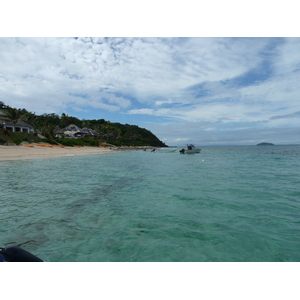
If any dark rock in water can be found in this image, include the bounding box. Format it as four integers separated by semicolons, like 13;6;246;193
257;142;274;146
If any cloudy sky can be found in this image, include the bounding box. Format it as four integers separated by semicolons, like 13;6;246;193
1;36;299;145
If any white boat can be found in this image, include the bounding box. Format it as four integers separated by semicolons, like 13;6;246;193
179;144;201;154
155;147;177;153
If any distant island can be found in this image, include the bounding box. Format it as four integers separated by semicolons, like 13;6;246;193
257;142;274;146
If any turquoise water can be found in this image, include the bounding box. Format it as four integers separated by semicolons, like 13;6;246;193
1;145;300;261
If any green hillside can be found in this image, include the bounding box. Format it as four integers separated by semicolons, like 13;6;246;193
0;101;167;147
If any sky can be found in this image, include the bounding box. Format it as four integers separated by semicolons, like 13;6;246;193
1;37;299;146
1;4;299;146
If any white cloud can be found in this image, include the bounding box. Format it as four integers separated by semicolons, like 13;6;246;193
0;37;299;145
127;108;155;115
272;37;300;75
1;37;270;107
174;138;189;142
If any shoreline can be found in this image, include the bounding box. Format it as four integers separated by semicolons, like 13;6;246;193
0;145;116;161
0;144;159;161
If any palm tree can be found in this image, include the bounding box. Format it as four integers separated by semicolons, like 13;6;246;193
41;123;56;139
60;113;70;128
82;120;91;128
1;108;25;125
22;112;39;134
0;101;7;109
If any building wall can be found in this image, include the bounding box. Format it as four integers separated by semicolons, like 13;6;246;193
2;123;33;133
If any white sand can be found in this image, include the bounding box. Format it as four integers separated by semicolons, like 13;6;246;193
0;144;115;161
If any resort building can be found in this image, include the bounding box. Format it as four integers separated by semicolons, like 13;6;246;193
0;120;34;133
55;124;99;138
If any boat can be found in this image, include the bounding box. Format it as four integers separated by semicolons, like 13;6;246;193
155;147;177;153
179;144;201;154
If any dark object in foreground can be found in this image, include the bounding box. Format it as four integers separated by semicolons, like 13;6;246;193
0;246;43;262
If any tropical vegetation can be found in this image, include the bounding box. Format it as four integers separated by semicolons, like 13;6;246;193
0;101;167;147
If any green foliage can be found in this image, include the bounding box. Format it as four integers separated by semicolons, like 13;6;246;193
0;137;6;145
3;129;11;136
0;101;167;147
55;138;99;147
11;138;22;145
0;131;45;145
82;138;99;147
0;101;6;109
56;138;85;147
56;138;75;147
43;138;58;145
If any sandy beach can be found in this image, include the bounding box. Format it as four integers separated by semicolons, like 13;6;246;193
0;144;115;161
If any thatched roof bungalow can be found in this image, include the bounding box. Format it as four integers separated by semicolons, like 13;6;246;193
81;127;99;137
55;124;99;138
55;124;82;136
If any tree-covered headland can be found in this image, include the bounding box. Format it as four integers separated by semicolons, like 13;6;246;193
0;101;167;147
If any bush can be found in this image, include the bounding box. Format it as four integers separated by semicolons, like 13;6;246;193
43;138;58;145
82;138;99;147
56;138;84;147
11;138;22;145
55;138;99;147
3;129;10;136
56;138;75;147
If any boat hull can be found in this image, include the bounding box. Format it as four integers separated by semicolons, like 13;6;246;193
184;149;201;153
156;148;177;153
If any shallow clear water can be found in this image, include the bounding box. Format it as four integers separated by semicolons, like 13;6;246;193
1;145;300;261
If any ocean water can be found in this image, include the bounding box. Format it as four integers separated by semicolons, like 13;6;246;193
1;145;300;262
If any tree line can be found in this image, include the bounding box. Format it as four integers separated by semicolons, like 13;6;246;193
0;101;167;147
